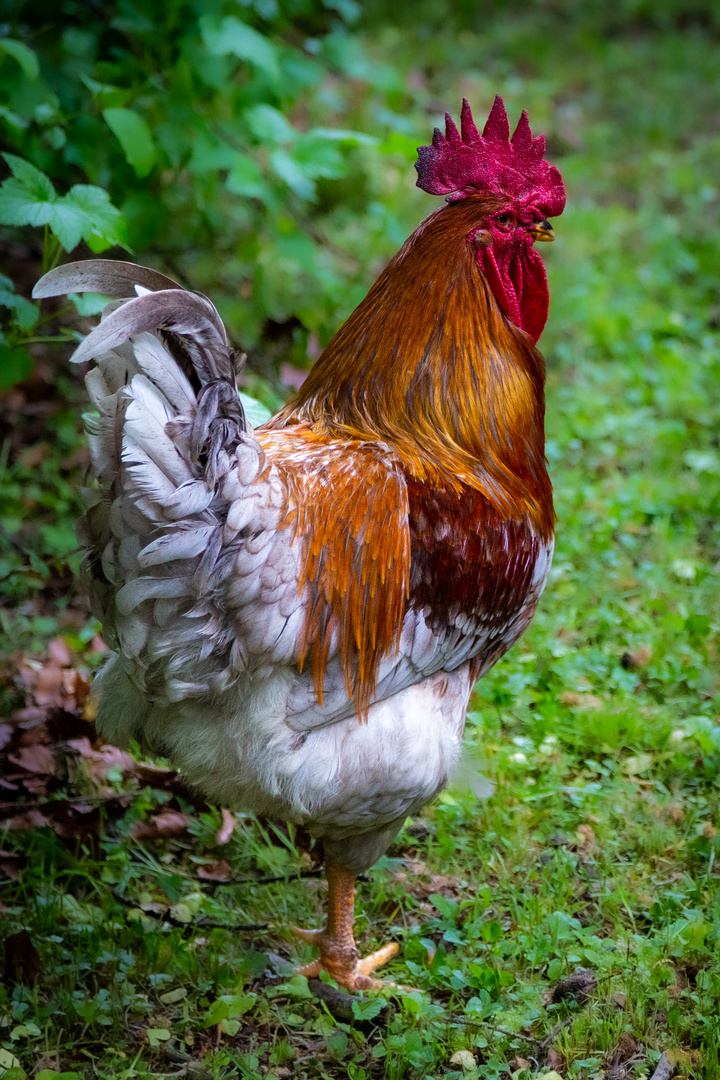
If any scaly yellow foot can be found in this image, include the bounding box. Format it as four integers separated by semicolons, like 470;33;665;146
291;862;399;991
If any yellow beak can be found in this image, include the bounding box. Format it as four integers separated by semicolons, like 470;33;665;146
529;220;555;242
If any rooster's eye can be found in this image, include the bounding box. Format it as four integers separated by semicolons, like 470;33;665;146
495;212;514;229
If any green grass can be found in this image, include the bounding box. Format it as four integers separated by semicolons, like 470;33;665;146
2;7;720;1079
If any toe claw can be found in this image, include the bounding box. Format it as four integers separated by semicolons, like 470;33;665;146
291;924;325;945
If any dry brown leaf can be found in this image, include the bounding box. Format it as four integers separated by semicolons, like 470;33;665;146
197;859;232;881
17;442;48;468
575;824;596;850
216;807;236;846
545;1047;565;1073
8;744;57;776
559;691;602;709
131;810;193;840
47;637;72;666
67;737;135;781
31;663;65;706
0;851;23;881
0;807;51;831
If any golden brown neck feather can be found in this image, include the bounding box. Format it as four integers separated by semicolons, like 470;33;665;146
270;196;552;534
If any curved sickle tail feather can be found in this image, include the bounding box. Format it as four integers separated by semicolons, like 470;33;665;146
33;260;286;734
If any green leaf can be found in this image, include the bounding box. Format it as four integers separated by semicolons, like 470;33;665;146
226;154;268;201
146;1028;171;1048
42;200;88;251
270;149;315;200
244;104;295;144
69;292;112;316
103;108;157;177
0;40;39;81
239;392;272;427
1;153;54;200
220;1017;241;1036
0;275;39;331
0;154;57;230
0;104;28;131
200;16;280;81
0;157;124;252
225;992;257;1018
64;185;126;249
351;997;385;1022
547;957;563;980
0;344;33;389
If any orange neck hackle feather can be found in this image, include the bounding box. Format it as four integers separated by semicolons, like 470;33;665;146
262;196;554;715
272;196;553;536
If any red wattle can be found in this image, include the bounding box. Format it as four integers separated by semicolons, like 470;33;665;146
478;246;549;344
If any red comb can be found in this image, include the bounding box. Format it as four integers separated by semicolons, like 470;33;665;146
415;96;565;218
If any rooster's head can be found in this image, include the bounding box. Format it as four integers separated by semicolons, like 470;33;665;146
415;96;566;343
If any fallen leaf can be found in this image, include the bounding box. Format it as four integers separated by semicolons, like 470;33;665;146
575;823;596;850
47;637;72;666
17;441;48;468
131;810;193;840
560;691;602;709
8;744;57;776
607;1033;644;1066
449;1050;476;1071
216;807;236;845
67;737;135;781
0;851;23;881
1;808;51;831
545;1048;565;1072
31;662;65;707
197;859;232;881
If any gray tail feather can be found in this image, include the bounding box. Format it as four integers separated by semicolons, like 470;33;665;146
32;258;183;299
33;258;247;471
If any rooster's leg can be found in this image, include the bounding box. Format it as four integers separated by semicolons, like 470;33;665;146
292;862;398;990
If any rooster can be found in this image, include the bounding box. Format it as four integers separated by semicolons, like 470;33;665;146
33;96;565;991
